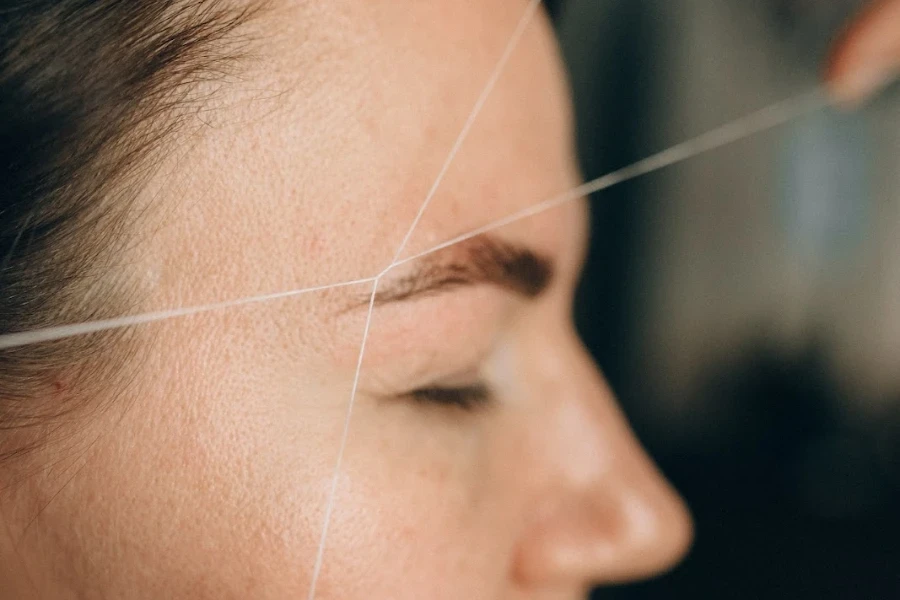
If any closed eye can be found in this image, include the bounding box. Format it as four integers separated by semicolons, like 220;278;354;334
405;383;492;411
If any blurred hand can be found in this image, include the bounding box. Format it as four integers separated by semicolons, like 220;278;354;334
827;0;900;103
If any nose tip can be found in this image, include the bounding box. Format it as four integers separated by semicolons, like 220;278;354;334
619;477;694;580
513;468;694;586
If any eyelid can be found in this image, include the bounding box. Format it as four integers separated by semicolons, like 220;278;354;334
405;382;492;411
377;334;502;410
423;366;485;388
400;364;494;409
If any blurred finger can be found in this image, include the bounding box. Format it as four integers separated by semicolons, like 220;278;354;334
826;0;900;104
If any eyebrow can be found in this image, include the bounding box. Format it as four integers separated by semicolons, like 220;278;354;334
354;235;555;309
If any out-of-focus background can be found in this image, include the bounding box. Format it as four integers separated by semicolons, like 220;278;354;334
546;1;900;598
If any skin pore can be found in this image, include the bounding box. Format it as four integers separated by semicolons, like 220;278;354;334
0;1;692;598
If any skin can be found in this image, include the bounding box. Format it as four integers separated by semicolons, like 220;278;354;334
828;0;900;103
2;2;694;598
0;0;892;598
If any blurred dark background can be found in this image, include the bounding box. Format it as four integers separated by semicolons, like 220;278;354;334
546;1;900;598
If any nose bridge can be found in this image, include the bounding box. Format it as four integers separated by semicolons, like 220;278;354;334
530;329;642;482
513;329;693;586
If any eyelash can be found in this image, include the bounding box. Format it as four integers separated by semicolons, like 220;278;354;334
406;383;492;411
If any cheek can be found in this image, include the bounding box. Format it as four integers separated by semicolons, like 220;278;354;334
41;375;345;596
24;305;378;598
305;398;528;600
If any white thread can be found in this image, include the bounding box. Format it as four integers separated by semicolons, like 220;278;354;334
392;87;831;270
305;277;378;599
0;276;377;350
0;80;829;600
0;1;838;593
389;0;543;264
0;88;826;353
0;88;828;352
308;3;542;596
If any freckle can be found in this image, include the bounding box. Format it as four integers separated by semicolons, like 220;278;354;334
398;524;417;544
306;232;322;254
418;463;450;485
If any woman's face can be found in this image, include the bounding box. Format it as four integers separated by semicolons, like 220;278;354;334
10;1;691;598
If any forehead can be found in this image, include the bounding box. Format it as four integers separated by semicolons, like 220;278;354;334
140;0;576;311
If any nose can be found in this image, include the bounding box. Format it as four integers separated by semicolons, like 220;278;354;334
510;330;693;587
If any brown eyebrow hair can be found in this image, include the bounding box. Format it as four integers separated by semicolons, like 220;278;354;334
349;234;555;310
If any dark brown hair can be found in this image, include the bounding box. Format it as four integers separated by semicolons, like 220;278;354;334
0;0;260;461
